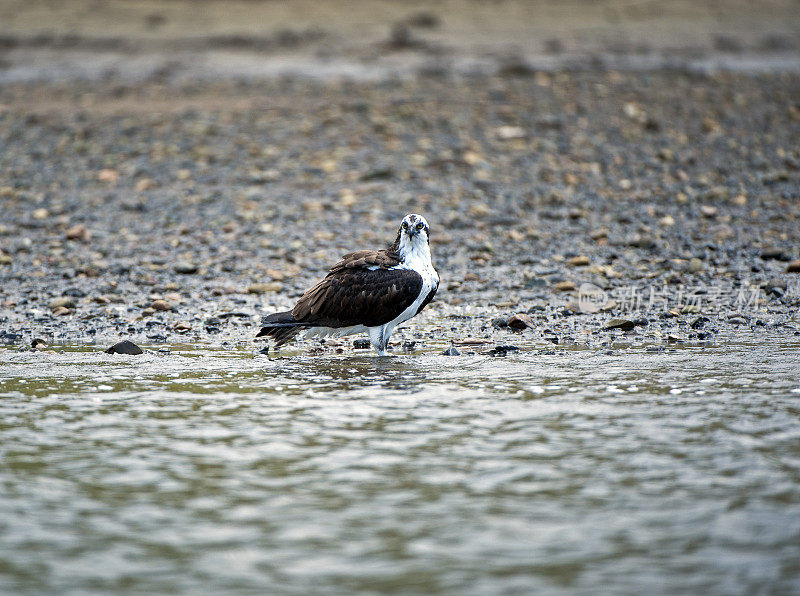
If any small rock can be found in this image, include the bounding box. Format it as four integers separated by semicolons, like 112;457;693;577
552;281;576;292
604;318;635;331
353;339;371;349
688;257;704;273
402;341;417;351
507;313;534;330
248;282;282;294
31;338;47;349
97;169;119;183
495;125;527;140
491;316;509;329
359;167;395;181
728;315;748;325
135;178;156;192
442;346;461;356
65;224;89;241
700;205;718;218
173;322;191;333
258;346;270;355
690;316;710;329
174;261;198;274
32;208;49;220
567;255;590;267
666;334;685;343
486;345;520;356
659;215;675;227
106;340;143;355
49;296;77;309
786;260;800;273
52;306;72;316
151;299;172;311
761;247;788;261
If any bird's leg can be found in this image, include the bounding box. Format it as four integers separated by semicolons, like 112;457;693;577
368;325;391;356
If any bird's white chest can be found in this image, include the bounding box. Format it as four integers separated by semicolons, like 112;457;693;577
389;246;438;328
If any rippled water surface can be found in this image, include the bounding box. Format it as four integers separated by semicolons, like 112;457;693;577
2;336;800;594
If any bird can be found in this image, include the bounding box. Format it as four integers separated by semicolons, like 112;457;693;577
257;213;439;355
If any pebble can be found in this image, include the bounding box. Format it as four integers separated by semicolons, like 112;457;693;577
567;256;590;267
174;261;198;274
105;340;143;355
248;282;282;294
760;247;788;261
690;316;710;329
659;215;675;227
507;313;533;330
49;296;77;309
65;224;89;241
495;125;527;140
151;299;172;311
485;345;520;356
491;317;508;329
604;318;635;331
787;260;800;273
353;339;371;349
552;281;576;292
442;346;461;356
700;205;718;218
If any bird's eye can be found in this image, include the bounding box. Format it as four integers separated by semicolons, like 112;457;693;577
416;222;424;230
402;222;408;230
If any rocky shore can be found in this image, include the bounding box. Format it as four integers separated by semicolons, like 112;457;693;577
1;70;799;355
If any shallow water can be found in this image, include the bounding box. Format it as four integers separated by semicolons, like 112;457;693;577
1;337;800;594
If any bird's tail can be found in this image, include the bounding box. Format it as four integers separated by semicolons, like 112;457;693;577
256;311;304;346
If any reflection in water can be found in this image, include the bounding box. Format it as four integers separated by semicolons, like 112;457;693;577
1;337;799;593
275;355;428;393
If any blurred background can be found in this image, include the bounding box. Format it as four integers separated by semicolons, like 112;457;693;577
1;0;799;82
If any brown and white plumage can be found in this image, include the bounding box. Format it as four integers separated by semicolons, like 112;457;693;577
257;214;439;355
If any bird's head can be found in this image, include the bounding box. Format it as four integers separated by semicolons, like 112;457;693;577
394;213;431;258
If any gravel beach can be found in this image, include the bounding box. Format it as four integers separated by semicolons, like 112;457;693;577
1;70;799;354
1;0;799;354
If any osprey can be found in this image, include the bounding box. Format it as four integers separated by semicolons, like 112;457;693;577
257;214;439;355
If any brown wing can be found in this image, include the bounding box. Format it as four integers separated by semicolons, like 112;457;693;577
329;249;401;273
292;267;423;328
